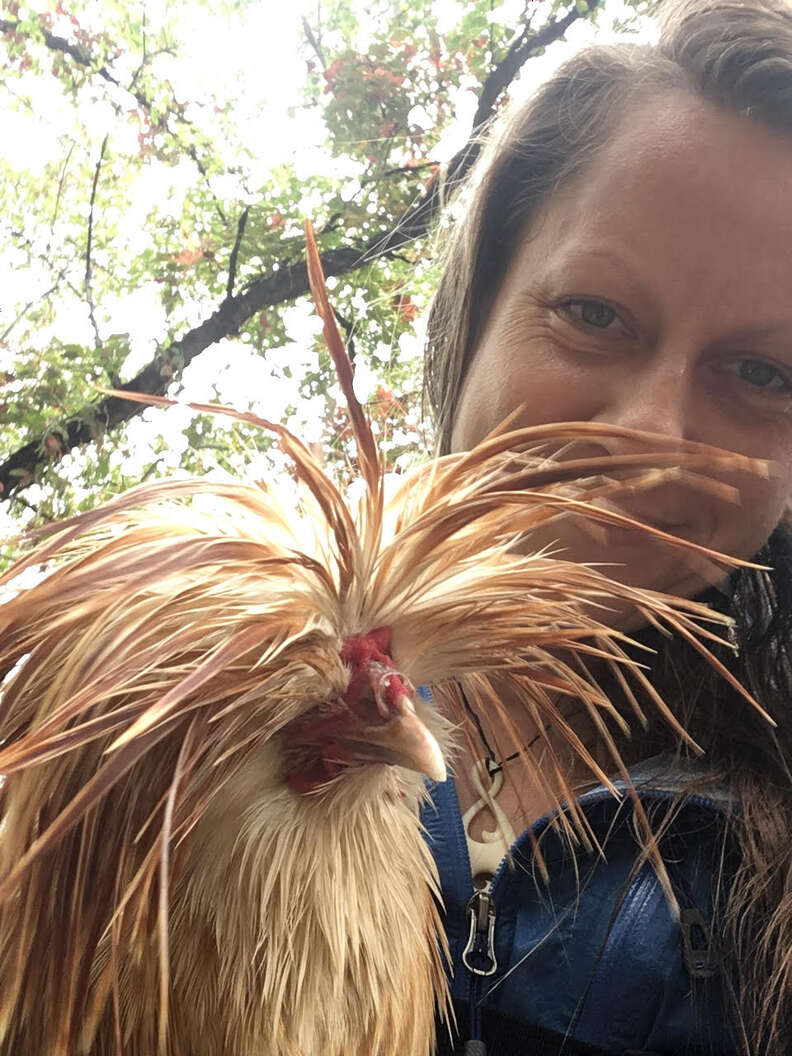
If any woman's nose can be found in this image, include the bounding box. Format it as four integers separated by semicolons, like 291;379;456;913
594;355;693;445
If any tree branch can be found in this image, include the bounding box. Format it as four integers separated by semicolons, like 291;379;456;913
0;0;603;503
0;243;367;499
377;160;440;179
225;207;250;301
472;0;600;130
140;456;165;483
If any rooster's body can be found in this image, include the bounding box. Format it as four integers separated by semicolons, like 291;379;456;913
0;469;452;1055
0;233;766;1055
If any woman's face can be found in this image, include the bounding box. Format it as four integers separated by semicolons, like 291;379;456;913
451;94;792;594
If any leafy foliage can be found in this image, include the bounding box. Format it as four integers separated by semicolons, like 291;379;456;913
0;0;653;545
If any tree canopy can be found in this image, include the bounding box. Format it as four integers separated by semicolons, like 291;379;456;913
0;0;655;549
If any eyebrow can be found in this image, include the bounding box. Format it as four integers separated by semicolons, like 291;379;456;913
706;323;792;345
542;247;654;294
530;247;792;348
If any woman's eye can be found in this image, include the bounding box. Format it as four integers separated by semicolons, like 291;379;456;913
736;358;790;392
561;299;621;331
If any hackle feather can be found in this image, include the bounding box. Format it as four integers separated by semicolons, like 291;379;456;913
0;231;771;1055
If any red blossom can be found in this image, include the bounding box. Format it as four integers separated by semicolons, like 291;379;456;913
43;435;62;458
393;295;419;322
173;247;203;266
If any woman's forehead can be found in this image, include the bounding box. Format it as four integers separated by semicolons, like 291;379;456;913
505;94;792;332
544;95;792;232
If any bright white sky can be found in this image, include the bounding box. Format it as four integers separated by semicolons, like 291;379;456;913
0;0;655;531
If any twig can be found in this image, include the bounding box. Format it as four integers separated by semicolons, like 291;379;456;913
49;141;76;243
0;270;68;345
225;207;249;301
85;134;109;351
140;457;165;483
302;15;327;69
378;161;439;178
9;492;53;523
128;3;148;93
332;307;357;364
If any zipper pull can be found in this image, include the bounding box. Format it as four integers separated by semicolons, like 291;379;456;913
680;906;720;979
462;887;498;977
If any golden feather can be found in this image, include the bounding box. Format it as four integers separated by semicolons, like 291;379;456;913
0;225;771;1055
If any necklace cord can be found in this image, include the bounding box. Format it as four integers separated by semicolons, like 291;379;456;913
457;683;536;778
457;681;591;779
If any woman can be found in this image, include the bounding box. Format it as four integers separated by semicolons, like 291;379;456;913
422;1;792;1053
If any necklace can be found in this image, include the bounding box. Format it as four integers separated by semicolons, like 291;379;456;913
457;683;595;880
458;682;586;776
460;757;517;879
459;683;525;775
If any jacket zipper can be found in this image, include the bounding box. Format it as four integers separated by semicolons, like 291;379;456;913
461;881;498;1054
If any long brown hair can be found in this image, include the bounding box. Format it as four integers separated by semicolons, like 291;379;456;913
424;1;792;1051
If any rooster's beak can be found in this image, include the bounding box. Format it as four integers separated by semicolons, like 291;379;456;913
344;694;447;783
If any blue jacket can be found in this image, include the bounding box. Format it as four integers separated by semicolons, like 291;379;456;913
421;765;735;1055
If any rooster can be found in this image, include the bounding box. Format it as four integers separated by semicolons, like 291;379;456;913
0;225;768;1056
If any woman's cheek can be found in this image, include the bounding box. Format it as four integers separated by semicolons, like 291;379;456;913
726;477;792;560
703;399;792;557
456;337;606;451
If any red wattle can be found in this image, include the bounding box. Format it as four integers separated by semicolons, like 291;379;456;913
287;741;351;794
